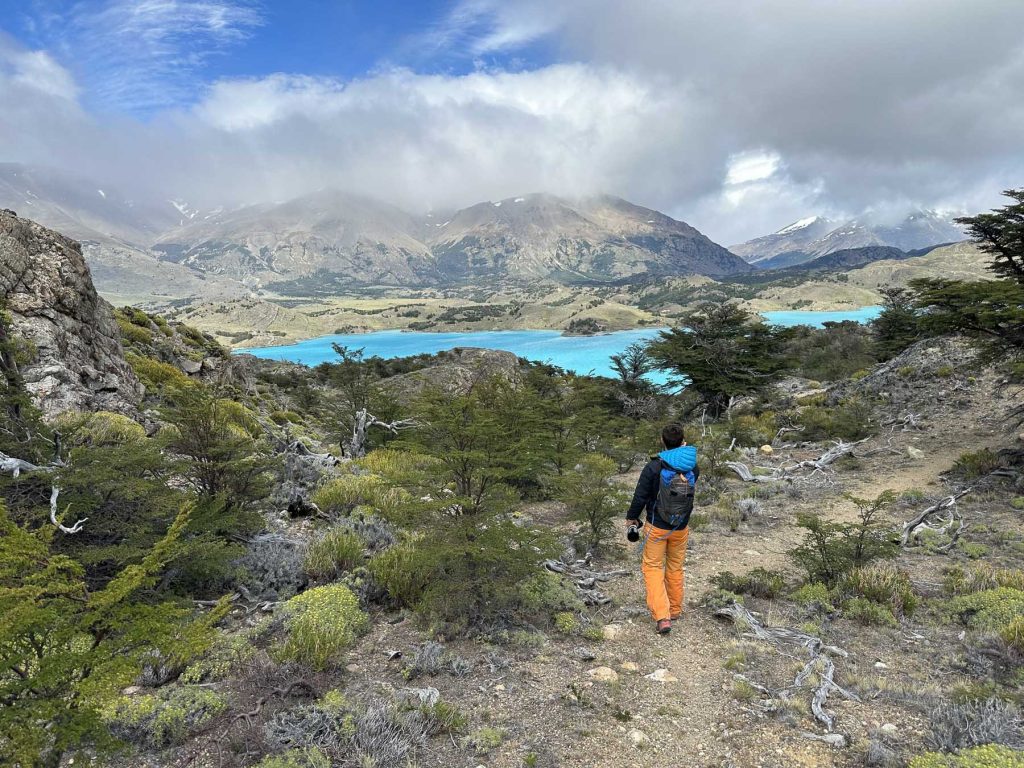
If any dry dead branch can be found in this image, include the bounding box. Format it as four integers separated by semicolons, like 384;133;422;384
49;486;87;534
544;558;629;606
714;601;857;731
900;489;971;548
344;408;417;458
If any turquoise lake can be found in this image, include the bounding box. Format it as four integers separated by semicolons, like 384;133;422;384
241;306;882;380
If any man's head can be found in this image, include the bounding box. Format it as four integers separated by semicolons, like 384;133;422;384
661;422;685;449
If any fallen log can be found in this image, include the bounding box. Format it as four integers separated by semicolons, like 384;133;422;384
544;559;629;606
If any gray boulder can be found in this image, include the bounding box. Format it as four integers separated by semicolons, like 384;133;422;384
0;210;142;417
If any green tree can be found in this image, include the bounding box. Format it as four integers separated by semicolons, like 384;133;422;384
647;304;791;416
789;491;899;585
556;453;631;553
610;342;655;392
872;287;921;360
955;188;1024;283
158;385;275;592
0;502;224;767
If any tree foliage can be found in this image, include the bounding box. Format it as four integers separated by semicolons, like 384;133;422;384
0;502;223;767
647;304;791;416
956;188;1024;283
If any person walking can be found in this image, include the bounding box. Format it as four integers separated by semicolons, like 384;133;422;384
624;423;699;635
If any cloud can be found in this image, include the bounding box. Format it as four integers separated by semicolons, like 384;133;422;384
49;0;263;114
1;1;1022;244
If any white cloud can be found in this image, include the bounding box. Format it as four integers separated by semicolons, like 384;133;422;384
59;0;263;113
1;1;1023;244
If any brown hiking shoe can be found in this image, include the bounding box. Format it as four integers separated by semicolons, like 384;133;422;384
670;613;682;621
656;619;672;635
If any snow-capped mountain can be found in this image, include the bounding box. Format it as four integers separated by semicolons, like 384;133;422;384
732;210;966;268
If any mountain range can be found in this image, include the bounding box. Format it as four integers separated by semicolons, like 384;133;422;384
731;211;965;269
0;163;968;303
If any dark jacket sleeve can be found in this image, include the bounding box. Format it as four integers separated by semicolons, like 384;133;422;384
693;464;701;483
626;459;660;522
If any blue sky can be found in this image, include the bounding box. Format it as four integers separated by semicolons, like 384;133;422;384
0;0;557;116
0;1;1021;243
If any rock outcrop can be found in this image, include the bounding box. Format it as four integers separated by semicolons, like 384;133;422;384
0;210;142;417
382;347;522;401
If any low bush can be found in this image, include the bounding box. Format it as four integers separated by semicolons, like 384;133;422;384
949;588;1024;633
712;568;787;599
104;687;226;748
276;585;368;670
238;533;309;600
909;744;1024;768
116;315;153;344
464;726;504;755
254;749;331;768
954;449;1002;479
727;411;777;447
305;528;364;580
945;566;1024;596
368;538;429;608
923;698;1022;753
795;397;874;441
791;582;832;608
127;352;193;391
840;562;917;618
271;410;304;425
843;597;897;627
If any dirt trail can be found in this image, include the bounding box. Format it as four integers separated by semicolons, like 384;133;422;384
564;413;1008;767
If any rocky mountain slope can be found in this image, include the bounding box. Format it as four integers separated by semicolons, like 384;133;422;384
1;166;751;296
734;210;965;266
0;209;142;416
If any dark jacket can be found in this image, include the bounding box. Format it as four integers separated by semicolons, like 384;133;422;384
626;456;701;530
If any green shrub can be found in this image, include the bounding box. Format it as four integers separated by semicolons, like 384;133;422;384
180;626;261;683
305;528;364;580
254;748;331;768
555;453;631;553
127;352;193;391
796;397;874;441
789;492;899;584
840;562;917;618
116;315;153;344
999;615;1024;654
313;473;407;518
955;449;1002;479
276;585;368;670
843;597;897;627
554;612;581;635
791;582;832;607
1011;497;1024;511
727;411;777;447
103;687;227;748
271;410;304;425
963;542;991;559
949;588;1024;634
367;539;429;608
464;726;504;755
908;743;1024;767
712;568;787;599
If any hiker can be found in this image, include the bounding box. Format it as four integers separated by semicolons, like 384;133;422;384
625;422;698;635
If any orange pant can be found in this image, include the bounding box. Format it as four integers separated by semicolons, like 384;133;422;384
641;523;689;621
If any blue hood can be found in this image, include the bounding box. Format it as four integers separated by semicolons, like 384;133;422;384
658;445;697;471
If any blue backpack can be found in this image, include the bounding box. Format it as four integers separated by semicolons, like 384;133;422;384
655;459;695;529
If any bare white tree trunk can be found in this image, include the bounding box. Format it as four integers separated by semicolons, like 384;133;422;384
49;486;87;534
900;489;971;548
344;408;417;458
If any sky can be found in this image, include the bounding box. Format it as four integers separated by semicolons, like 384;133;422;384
1;0;1022;244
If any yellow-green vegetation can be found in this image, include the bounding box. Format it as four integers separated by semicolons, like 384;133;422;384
313;472;408;519
367;538;429;607
304;527;365;580
57;410;147;445
792;583;831;606
464;726;504;755
713;568;787;599
554;611;581;635
945;566;1024;596
731;679;759;703
254;748;331;768
948;587;1024;652
840;562;918;619
270;409;304;425
276;584;368;670
795;397;874;441
727;411;777;447
955;448;1002;479
843;596;898;627
127;352;194;391
103;687;227;748
116;314;153;344
180;623;264;683
908;744;1024;768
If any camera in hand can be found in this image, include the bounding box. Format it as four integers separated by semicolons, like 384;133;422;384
626;524;641;542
